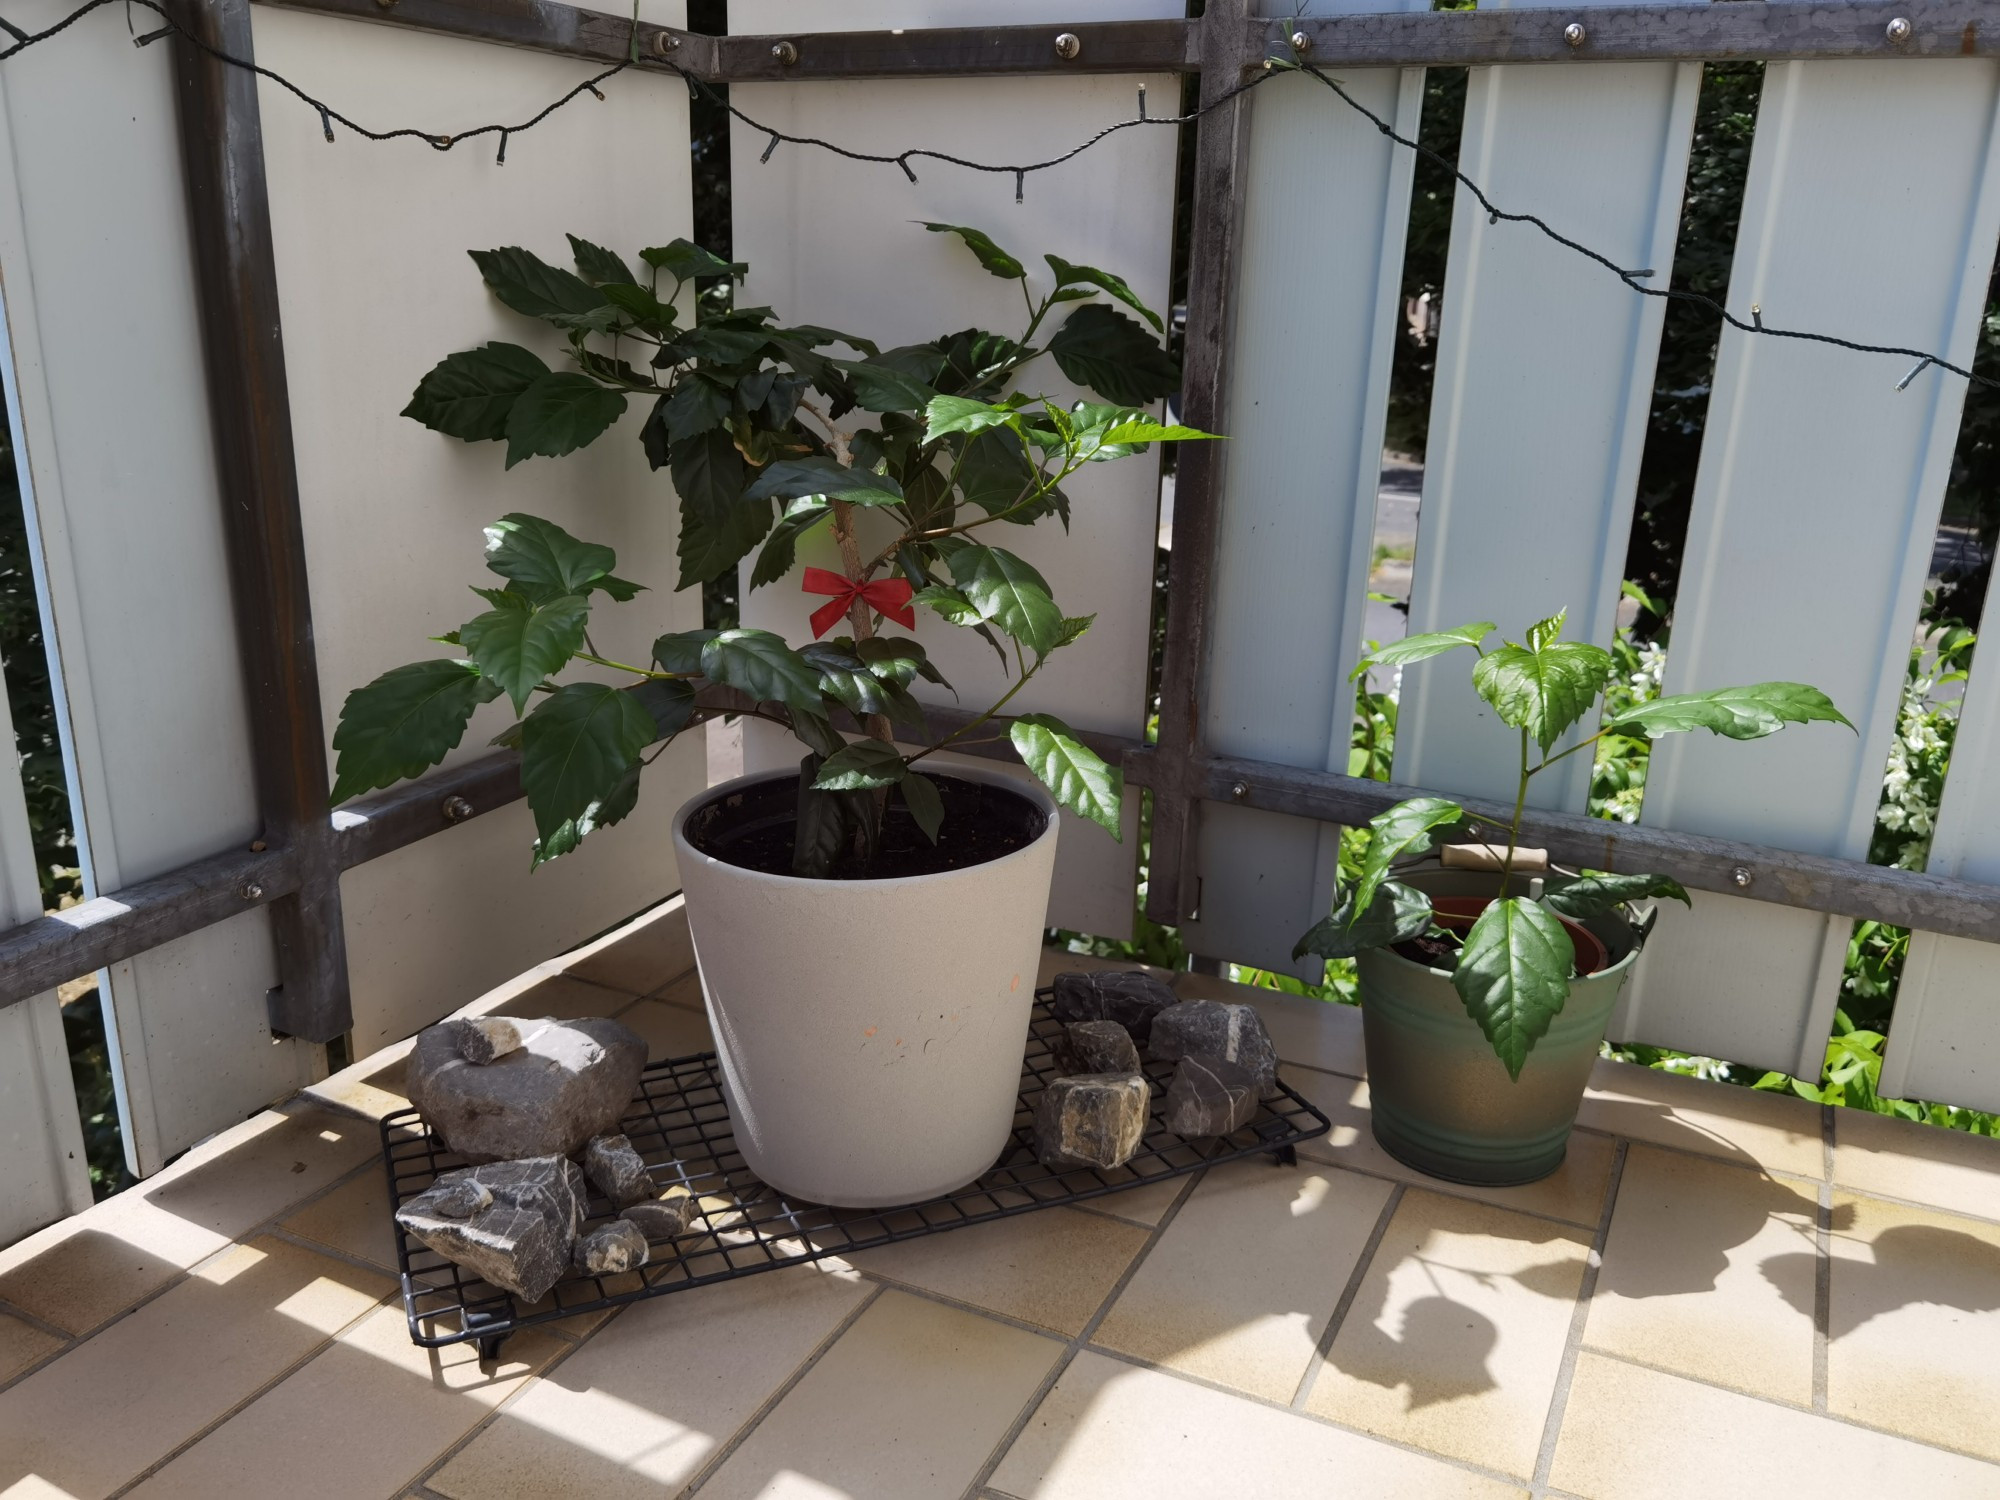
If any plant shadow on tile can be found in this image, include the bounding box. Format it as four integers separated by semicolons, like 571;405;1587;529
1763;1221;2000;1341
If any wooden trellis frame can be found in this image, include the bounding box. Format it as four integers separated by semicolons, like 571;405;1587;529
2;0;1998;1040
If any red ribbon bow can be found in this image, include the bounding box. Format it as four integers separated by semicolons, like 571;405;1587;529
802;567;916;639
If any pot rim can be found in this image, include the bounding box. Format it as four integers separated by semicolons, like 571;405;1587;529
1364;868;1646;984
672;763;1059;891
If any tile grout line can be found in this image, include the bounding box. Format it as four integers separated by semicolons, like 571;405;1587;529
956;1165;1212;1500
1292;1151;1601;1233
851;1270;1095;1343
0;1294;72;1343
102;1286;401;1498
1815;1104;1835;1413
676;1281;891;1498
1289;1182;1405;1410
407;1300;633;1495
1579;1344;2000;1470
1084;1340;1537;1491
1529;1138;1628;1498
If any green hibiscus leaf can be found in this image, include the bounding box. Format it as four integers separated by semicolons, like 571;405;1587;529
639;240;744;282
812;738;908;791
629;677;699;742
566;234;637;287
530;761;641;869
912;583;983;627
951;545;1062;656
1047;304;1179;406
924;394;1024;442
1540;872;1692;921
651;628;720;675
1294;879;1433;962
1452;897;1577;1080
921;221;1026;280
330;658;499;805
744;457;903;506
1349;622;1495;681
519;682;656;845
483;514;618;598
469;246;607;323
1010;713;1121;837
459;593;590;714
899;770;945;843
1044;254;1164;332
502;373;627;468
1351;796;1469;920
841;359;938;415
701;628;825;718
1472;640;1615;753
600;281;679;334
1601;683;1855;741
750;498;832;590
659;376;731;445
401;343;550;444
671;429;770;590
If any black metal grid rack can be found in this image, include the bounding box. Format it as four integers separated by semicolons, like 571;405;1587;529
382;990;1332;1357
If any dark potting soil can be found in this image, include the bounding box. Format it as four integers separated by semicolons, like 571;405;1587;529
1393;932;1465;970
684;772;1049;880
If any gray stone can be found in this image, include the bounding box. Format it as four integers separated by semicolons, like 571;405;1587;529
459;1015;549;1066
1049;970;1175;1044
583;1133;657;1207
395;1155;587;1302
1057;1019;1143;1077
1147;1000;1279;1093
426;1178;493;1220
1164;1053;1259;1138
573;1219;649;1276
619;1188;694;1242
406;1016;648;1163
1033;1072;1150;1171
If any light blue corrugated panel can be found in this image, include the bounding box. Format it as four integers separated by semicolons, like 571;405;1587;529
1395;0;1701;815
1178;45;1426;977
1882;623;2000;1112
1617;60;2000;1077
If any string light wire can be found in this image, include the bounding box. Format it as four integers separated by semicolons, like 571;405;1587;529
0;0;1989;390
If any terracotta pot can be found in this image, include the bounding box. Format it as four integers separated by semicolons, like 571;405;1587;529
671;766;1058;1208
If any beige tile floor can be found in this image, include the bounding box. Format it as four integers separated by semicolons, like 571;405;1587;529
3;899;2000;1498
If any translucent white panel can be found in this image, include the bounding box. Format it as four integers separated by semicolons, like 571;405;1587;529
1179;55;1424;976
255;3;704;1057
1617;60;2000;1076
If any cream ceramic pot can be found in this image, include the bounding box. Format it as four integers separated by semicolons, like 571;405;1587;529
671;767;1059;1208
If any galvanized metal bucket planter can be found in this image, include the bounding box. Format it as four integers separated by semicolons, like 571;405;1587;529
1355;865;1644;1186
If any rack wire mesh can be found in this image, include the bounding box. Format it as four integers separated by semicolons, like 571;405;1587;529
382;988;1332;1356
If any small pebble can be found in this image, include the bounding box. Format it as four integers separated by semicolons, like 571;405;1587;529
573;1219;649;1275
583;1133;658;1207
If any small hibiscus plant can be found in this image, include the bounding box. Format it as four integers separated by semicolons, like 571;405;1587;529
1293;610;1852;1077
330;224;1214;877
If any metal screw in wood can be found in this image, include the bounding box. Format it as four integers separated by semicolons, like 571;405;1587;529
771;39;798;65
1231;781;1249;801
1732;866;1753;888
1886;15;1913;43
442;795;475;823
1053;31;1081;60
1564;22;1587;47
1289;30;1312;54
239;880;264;901
652;30;680;56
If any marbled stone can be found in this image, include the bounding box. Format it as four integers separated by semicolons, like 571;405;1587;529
395;1156;587;1302
1147;999;1279;1092
1033;1072;1150;1171
1049;970;1175;1044
1164;1053;1259;1138
619;1187;693;1242
573;1218;649;1276
406;1016;648;1163
583;1133;657;1207
459;1015;548;1066
1057;1019;1143;1077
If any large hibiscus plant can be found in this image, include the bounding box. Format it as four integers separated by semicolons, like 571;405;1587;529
330;223;1214;876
